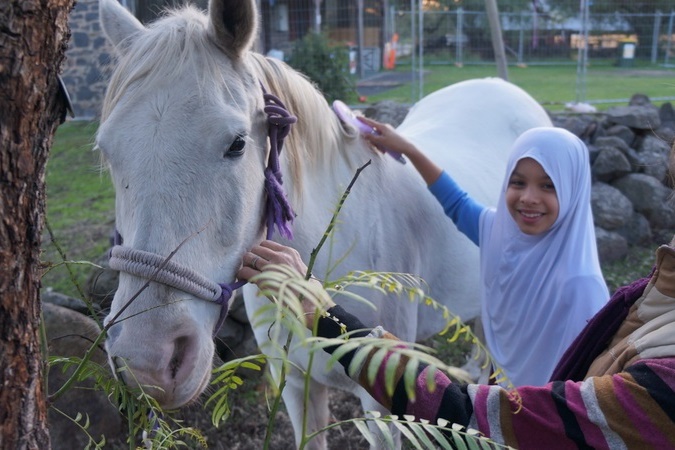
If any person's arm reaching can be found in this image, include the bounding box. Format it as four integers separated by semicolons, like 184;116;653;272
358;117;485;245
358;116;442;186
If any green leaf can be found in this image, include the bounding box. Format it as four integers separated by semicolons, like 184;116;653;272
384;351;401;397
391;420;422;448
408;422;436;449
353;420;378;447
372;418;395;449
425;424;452;449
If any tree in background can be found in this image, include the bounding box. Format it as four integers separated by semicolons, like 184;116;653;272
0;0;74;448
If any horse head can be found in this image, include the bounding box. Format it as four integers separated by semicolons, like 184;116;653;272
97;0;271;408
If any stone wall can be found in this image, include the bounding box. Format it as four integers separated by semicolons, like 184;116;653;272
366;96;675;264
553;96;675;262
62;0;113;119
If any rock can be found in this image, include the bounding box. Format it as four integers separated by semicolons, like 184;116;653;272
616;212;652;246
595;227;628;264
653;124;675;150
85;253;118;313
648;202;675;230
42;288;99;316
659;102;675;125
605;105;661;131
591;147;632;182
44;303;125;449
551;114;595;140
604;124;635;148
636;134;671;182
612;173;670;225
591;182;633;230
363;100;409;127
629;93;652;107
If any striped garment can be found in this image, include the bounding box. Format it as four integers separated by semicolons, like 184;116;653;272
318;239;675;448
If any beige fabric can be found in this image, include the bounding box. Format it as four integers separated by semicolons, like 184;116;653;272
585;236;675;378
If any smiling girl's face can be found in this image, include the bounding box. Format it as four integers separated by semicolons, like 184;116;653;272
505;157;560;235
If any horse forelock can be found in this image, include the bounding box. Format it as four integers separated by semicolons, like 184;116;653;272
248;53;360;203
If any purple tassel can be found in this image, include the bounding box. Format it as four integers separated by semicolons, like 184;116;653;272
265;167;294;240
262;90;297;240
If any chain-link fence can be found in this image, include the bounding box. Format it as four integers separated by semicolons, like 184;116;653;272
261;1;675;105
391;8;675;68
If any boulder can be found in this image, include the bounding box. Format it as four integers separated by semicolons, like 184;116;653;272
44;303;125;449
591;182;633;230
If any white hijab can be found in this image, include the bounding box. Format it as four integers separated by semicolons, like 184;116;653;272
479;127;609;387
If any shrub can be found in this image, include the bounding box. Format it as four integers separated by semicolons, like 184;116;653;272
286;32;355;102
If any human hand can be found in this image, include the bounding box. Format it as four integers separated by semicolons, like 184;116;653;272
237;240;335;327
357;116;418;157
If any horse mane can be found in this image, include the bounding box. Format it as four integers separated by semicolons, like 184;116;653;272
101;4;359;201
248;53;359;199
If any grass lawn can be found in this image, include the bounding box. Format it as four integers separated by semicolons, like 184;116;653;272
42;121;115;298
360;61;675;111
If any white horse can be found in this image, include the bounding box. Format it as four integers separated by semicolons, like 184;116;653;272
98;0;552;448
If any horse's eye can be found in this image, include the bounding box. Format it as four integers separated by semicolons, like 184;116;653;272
226;135;246;158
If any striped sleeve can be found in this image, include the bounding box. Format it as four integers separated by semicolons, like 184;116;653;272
318;306;675;449
468;358;675;449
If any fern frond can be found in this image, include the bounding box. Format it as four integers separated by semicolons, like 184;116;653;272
207;354;267;427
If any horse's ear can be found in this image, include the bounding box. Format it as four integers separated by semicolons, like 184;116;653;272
99;0;145;52
208;0;258;58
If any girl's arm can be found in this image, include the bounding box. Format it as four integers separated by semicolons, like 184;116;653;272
428;171;485;246
358;116;442;186
358;117;485;245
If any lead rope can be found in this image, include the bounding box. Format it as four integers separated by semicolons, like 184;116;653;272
109;86;296;335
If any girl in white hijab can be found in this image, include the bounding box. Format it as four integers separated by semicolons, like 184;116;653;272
360;120;609;386
478;127;609;386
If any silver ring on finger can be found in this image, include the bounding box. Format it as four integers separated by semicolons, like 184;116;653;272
251;255;261;270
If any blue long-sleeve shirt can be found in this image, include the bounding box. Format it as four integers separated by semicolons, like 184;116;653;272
427;171;485;246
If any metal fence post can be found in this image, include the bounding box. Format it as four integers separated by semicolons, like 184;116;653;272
575;0;590;103
518;11;525;65
357;0;365;79
456;7;464;66
418;0;424;100
665;11;674;67
651;11;661;64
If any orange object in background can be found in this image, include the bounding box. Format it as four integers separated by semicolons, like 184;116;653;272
383;33;398;70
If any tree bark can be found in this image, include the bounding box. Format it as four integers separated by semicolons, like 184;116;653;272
0;0;74;448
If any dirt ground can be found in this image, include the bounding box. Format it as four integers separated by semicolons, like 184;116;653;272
105;365;371;449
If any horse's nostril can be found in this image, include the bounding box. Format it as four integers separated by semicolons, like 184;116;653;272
169;336;189;379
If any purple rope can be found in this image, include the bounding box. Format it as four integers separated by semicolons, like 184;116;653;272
212;280;246;335
262;90;296;240
211;91;296;334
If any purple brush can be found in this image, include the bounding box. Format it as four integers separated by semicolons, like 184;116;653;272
333;100;406;164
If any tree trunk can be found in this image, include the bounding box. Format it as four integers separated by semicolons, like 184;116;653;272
0;0;74;448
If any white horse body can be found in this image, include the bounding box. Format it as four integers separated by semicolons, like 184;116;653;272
97;0;551;447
